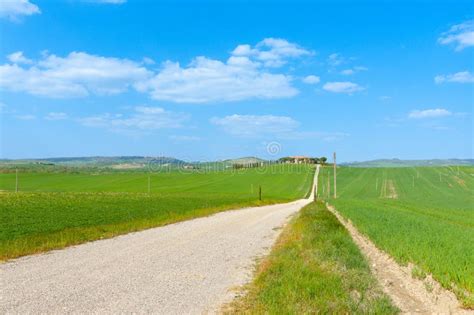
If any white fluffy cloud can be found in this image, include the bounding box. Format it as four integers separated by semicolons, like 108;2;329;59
7;51;32;64
0;51;151;97
327;53;344;66
137;38;310;103
3;39;309;103
232;38;312;68
137;56;298;103
210;114;348;142
341;66;367;75
0;0;40;20
302;75;320;84
79;106;189;133
323;81;364;94
408;109;452;119
169;135;201;142
45;112;68;120
210;114;299;137
434;71;474;84
438;20;474;51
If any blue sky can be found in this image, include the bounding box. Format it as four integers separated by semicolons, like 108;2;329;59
0;0;473;162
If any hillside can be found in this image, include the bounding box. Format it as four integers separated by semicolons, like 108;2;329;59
0;156;186;169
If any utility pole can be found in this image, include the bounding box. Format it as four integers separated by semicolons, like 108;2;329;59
15;168;19;193
259;185;262;201
333;152;337;199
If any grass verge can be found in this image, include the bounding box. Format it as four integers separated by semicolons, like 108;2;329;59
228;201;398;314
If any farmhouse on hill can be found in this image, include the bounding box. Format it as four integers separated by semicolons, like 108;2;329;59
288;156;311;164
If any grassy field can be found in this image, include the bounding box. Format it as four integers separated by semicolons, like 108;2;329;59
319;166;474;307
0;164;314;260
230;202;397;314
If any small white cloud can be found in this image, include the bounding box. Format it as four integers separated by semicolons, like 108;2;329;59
231;38;312;68
341;66;367;75
323;81;364;94
379;96;391;101
15;114;36;120
169;135;201;142
408;108;452;119
302;75;320;84
210;114;299;138
0;0;40;20
79;106;189;133
327;53;344;66
7;51;33;64
340;69;354;75
435;71;474;84
45;112;68;120
438;20;474;51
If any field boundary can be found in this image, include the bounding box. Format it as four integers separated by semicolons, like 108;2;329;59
325;203;469;314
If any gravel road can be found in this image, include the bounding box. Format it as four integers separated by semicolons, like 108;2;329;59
1;167;319;314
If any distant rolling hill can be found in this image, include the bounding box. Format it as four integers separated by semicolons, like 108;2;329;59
342;158;474;167
0;156;187;169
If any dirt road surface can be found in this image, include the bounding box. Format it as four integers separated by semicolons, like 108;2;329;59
1;167;319;314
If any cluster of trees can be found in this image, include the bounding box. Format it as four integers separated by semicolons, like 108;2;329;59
232;162;262;169
278;157;328;165
310;157;328;164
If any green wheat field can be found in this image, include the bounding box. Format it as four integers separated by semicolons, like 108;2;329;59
0;164;314;260
319;166;474;307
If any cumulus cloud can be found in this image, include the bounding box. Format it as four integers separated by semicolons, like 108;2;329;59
341;66;367;75
136;56;298;103
302;75;320;84
0;0;40;20
438;20;474;51
210;114;299;137
45;112;68;120
434;71;474;84
169;135;201;142
137;38;310;103
327;53;344;66
323;81;364;94
3;39;309;103
79;106;189;133
7;51;33;64
0;51;151;98
210;114;348;142
340;69;354;75
408;108;452;119
231;37;312;68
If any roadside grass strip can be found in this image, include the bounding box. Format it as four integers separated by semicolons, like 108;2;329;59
229;202;398;314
